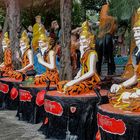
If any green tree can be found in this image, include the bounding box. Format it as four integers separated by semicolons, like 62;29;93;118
0;8;5;26
109;0;140;21
72;0;85;27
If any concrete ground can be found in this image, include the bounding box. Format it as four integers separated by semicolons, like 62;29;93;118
0;110;46;140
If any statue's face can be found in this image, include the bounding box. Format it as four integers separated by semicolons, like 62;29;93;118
38;40;48;55
20;40;26;48
36;17;41;24
51;21;59;30
133;27;140;47
79;35;90;50
54;22;59;30
2;40;7;51
38;40;47;48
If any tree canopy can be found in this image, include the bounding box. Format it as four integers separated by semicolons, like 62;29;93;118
110;0;140;21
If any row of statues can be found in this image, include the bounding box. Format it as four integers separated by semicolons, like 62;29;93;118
0;20;100;94
0;4;140;112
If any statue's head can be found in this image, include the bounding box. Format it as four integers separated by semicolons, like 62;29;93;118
38;34;50;55
2;32;10;51
20;31;29;51
80;30;91;50
81;21;90;32
80;21;95;50
51;20;59;30
28;25;33;32
35;15;41;24
133;7;140;47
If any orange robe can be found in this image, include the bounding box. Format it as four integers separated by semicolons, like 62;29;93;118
8;48;34;80
0;47;13;76
57;49;100;95
34;50;59;85
98;4;117;38
109;63;140;112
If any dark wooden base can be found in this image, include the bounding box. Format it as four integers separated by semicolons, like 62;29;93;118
17;84;57;124
0;78;21;110
97;104;140;140
40;90;108;140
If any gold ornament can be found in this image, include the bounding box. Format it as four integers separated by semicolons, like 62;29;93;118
3;32;10;45
89;34;95;48
20;30;29;47
134;7;140;27
38;33;48;43
38;33;52;49
80;21;95;48
81;21;89;31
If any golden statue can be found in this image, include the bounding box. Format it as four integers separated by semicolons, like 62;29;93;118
32;15;46;52
8;30;34;80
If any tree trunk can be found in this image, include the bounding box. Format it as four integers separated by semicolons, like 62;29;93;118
7;0;21;69
0;1;9;63
60;0;72;80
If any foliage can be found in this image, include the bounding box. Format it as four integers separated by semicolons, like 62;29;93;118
0;7;5;27
81;0;104;10
109;0;140;21
72;0;85;28
21;0;60;30
21;0;86;29
21;7;60;30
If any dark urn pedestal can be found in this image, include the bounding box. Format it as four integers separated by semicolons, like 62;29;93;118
97;104;140;140
40;90;108;140
0;78;22;110
17;84;56;124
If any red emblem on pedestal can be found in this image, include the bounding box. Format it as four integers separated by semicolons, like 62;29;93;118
10;87;18;100
97;113;126;135
0;82;9;93
19;89;32;102
36;90;46;106
44;99;63;116
70;106;77;113
44;117;49;125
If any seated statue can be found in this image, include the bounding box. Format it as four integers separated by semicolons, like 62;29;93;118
34;33;59;85
110;8;140;112
8;31;34;81
0;32;13;76
57;21;100;95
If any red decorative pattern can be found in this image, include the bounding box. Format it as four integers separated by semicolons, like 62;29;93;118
97;113;126;135
0;82;9;93
36;90;46;106
44;117;49;125
10;87;18;100
19;89;32;102
96;130;101;140
70;106;77;113
44;99;63;116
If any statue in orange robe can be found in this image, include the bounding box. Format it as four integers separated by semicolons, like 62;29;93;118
110;8;140;112
8;31;34;81
57;21;100;95
34;33;59;85
0;32;13;76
